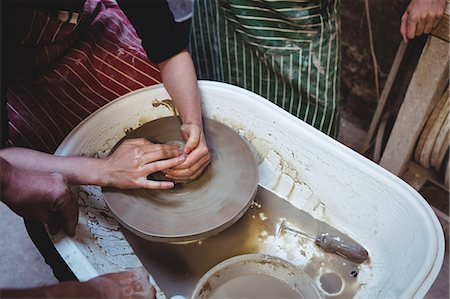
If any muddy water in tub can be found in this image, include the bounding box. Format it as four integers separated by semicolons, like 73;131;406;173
123;186;364;298
208;274;302;298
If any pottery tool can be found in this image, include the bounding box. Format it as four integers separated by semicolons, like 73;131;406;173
278;220;369;263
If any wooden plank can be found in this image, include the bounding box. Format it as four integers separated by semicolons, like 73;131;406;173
431;1;450;42
402;160;450;192
419;97;449;168
415;89;449;167
430;111;449;170
414;88;447;162
431;108;450;170
401;160;429;190
361;42;407;153
432;12;449;42
380;36;449;175
445;158;449;188
373;112;390;163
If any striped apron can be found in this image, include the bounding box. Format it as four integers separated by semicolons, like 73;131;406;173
190;0;340;137
5;0;161;152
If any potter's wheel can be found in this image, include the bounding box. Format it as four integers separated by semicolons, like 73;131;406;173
102;116;258;243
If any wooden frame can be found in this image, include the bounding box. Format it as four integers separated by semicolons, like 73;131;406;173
379;11;449;180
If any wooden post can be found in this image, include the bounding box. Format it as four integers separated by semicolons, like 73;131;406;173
361;42;407;154
380;36;449;175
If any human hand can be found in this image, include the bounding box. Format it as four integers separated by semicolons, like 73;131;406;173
163;124;211;183
1;159;78;236
85;267;156;299
400;0;445;42
1;267;156;299
101;138;186;189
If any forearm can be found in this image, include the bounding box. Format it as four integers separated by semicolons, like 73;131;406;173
3;268;156;299
158;49;203;128
2;281;102;299
0;147;105;186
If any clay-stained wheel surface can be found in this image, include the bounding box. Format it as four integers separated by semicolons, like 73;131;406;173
102;116;258;243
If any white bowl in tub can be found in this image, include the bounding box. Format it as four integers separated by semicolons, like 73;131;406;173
52;81;444;298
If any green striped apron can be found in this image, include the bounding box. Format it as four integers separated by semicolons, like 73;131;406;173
190;0;340;137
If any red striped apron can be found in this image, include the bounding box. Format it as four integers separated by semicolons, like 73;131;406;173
6;0;162;153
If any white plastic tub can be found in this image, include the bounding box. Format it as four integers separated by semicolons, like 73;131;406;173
53;81;444;298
